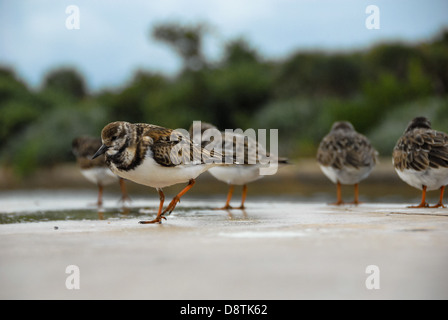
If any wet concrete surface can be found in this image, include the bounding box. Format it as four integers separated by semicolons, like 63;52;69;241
0;191;447;300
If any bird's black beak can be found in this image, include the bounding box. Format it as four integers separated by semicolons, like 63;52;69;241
92;144;109;160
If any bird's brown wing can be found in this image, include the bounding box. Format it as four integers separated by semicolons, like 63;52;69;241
393;129;448;171
317;131;377;169
140;125;224;167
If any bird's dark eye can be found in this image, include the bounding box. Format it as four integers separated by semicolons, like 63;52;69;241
111;135;118;142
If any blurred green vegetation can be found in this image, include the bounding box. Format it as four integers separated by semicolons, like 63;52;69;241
1;24;448;177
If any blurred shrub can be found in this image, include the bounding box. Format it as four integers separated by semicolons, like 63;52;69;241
0;67;31;102
41;68;87;100
364;43;420;80
254;98;331;157
0;67;41;150
363;58;433;112
274;52;363;98
98;71;168;124
420;31;448;95
205;61;273;129
142;75;204;129
1;100;107;176
0;100;40;144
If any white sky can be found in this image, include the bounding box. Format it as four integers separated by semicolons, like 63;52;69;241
1;0;447;92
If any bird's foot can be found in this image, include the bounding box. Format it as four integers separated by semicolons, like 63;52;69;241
408;202;429;208
139;216;166;224
214;205;234;210
429;202;446;209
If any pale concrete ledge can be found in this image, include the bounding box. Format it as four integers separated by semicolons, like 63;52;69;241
1;196;447;300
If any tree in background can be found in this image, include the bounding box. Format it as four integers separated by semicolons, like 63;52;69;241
41;68;87;100
148;22;272;130
0;67;40;151
152;22;209;72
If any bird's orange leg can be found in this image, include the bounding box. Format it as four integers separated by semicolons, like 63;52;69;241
409;185;429;208
139;189;166;224
97;184;104;207
348;183;362;205
330;181;344;205
429;185;446;208
118;178;131;204
215;185;234;210
162;179;196;215
235;184;248;210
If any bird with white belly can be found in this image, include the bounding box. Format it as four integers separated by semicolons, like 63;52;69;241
393;116;448;208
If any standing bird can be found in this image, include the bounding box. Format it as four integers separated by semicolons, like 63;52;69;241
393;116;448;208
72;136;130;207
189;122;288;210
317;121;378;205
92;121;229;224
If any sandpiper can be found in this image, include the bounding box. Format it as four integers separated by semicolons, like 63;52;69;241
317;121;378;205
393;116;448;208
92;121;229;223
72;136;130;206
189;122;288;210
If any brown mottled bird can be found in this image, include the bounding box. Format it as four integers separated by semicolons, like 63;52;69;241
72;136;130;206
92;121;231;224
393;116;448;208
189;122;288;210
317;121;378;205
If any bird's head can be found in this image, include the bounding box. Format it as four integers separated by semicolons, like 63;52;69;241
330;121;355;133
405;116;432;133
92;121;133;159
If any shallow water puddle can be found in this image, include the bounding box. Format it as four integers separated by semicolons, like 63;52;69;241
0;207;146;224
